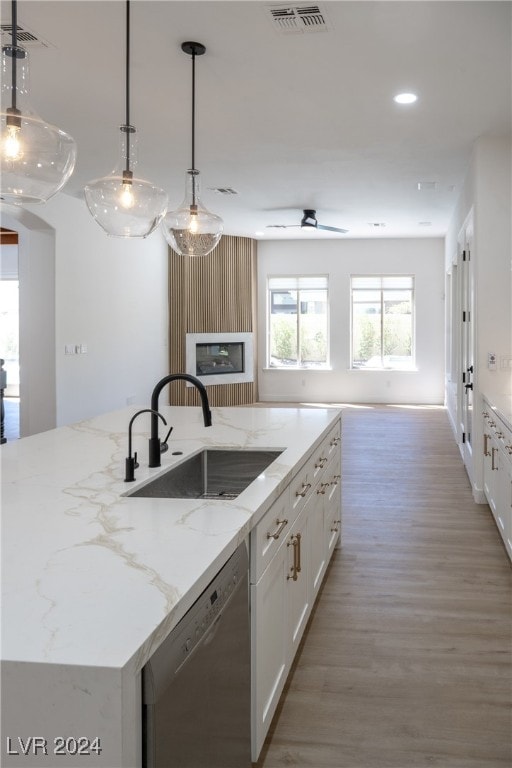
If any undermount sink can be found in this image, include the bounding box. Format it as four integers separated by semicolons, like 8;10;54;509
126;449;283;500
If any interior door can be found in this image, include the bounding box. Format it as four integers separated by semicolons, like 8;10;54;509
459;221;475;481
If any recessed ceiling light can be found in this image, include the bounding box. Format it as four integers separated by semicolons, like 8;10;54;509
255;231;265;236
393;92;418;104
418;221;432;227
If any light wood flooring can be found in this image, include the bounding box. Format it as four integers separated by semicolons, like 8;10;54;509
255;404;512;768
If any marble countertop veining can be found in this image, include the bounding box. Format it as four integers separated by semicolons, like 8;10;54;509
1;405;341;675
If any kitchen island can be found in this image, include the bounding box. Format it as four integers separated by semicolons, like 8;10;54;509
1;405;341;767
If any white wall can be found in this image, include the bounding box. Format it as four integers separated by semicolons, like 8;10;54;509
444;134;511;499
445;136;512;416
473;136;512;397
1;208;56;437
2;193;170;429
257;238;445;404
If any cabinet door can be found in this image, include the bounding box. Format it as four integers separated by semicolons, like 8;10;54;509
325;470;341;556
483;429;499;521
502;457;512;560
286;507;310;661
309;483;328;599
250;545;288;761
497;450;512;559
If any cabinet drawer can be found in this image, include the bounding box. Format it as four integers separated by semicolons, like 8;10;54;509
289;419;342;516
250;486;290;583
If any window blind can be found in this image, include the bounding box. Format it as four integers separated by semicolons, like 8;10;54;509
268;275;328;291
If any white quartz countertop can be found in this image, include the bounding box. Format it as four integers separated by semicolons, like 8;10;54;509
484;393;512;432
1;405;341;675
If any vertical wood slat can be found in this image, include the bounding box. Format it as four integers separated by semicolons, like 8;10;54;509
168;235;258;406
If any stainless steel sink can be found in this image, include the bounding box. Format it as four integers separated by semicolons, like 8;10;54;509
126;449;283;500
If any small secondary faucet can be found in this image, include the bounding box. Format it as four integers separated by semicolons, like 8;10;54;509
148;373;212;467
125;408;167;482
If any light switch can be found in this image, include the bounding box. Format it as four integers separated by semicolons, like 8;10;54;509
488;352;497;371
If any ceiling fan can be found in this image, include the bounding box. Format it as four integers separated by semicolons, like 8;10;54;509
266;209;348;234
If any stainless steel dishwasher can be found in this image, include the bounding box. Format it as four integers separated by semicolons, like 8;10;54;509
142;541;251;768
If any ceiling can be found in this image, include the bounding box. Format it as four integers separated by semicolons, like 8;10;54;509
1;0;510;240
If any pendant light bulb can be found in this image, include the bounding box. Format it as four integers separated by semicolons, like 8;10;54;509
189;206;199;233
162;169;223;257
83;1;167;238
161;41;223;257
84;125;168;238
0;33;76;203
120;171;135;209
4;109;23;160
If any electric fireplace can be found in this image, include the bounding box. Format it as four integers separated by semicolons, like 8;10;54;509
186;333;254;386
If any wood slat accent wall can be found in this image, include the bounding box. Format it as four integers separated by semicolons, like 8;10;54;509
168;235;258;406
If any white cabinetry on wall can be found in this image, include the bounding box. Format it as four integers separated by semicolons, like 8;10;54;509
482;400;512;560
250;420;341;761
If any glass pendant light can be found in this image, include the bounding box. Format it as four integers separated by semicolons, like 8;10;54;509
84;1;167;238
162;42;223;257
0;0;76;204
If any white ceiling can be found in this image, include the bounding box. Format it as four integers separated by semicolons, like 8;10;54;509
2;0;511;239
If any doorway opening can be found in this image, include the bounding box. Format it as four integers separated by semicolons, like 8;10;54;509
0;228;20;441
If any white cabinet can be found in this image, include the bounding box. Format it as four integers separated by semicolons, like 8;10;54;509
250;494;309;761
482;401;512;561
250;419;342;761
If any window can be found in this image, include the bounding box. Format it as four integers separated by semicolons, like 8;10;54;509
351;275;414;369
268;276;329;369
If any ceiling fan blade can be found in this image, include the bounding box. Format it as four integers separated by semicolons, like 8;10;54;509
266;224;301;229
317;224;349;233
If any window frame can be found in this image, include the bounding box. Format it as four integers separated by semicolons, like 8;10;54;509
350;274;415;371
267;275;330;370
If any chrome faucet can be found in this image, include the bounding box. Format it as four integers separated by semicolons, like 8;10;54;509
148;373;212;467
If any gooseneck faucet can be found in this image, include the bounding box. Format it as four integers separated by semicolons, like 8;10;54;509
125;408;167;482
148;373;212;467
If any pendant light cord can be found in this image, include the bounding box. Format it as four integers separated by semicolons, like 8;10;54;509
124;0;131;172
11;0;18;111
191;48;196;172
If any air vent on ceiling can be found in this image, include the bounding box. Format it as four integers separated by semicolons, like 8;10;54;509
208;187;239;196
417;181;438;191
267;4;329;34
1;23;53;49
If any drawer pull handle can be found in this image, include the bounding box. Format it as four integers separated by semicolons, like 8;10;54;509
267;518;288;540
317;482;330;495
315;457;328;469
331;519;341;532
296;483;311;498
287;533;301;581
484;433;490;457
492;447;499;470
496;431;504;439
330;436;341;446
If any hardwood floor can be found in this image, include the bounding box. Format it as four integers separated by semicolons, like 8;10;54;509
255;405;512;768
